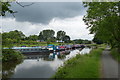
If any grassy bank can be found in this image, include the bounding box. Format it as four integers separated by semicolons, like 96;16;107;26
3;41;73;48
110;48;120;62
53;48;104;78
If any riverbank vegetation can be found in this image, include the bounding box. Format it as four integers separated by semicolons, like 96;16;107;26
110;48;120;62
2;30;92;48
53;47;104;78
2;59;23;79
2;49;24;62
83;2;120;54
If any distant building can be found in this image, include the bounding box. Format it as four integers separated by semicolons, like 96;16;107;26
56;40;64;43
36;40;45;42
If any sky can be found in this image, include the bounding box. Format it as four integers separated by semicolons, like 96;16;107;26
1;2;94;40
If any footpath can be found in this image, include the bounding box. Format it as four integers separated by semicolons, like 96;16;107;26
101;48;119;78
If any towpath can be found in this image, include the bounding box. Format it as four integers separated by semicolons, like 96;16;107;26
101;48;119;78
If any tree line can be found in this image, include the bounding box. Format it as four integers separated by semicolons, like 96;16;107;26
83;2;120;52
2;29;93;47
2;29;71;46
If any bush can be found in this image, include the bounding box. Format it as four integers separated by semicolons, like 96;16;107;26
110;48;120;62
2;49;24;62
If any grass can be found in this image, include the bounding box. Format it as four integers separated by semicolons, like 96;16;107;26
86;44;98;46
110;48;120;62
52;47;104;78
4;42;73;47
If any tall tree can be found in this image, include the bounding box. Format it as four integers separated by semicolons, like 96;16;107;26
57;31;66;42
26;35;38;41
62;35;70;43
83;2;120;51
38;29;55;41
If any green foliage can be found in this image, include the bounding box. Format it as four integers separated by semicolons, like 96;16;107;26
110;48;120;62
2;30;25;41
73;39;91;44
52;48;104;78
57;30;66;41
93;37;103;44
39;29;55;41
2;56;23;79
0;2;14;16
25;35;38;41
2;29;72;47
2;38;14;48
83;2;120;49
62;35;70;43
2;30;26;48
2;49;24;62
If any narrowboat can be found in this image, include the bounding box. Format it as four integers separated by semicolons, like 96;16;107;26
47;44;56;52
65;45;72;50
55;46;60;52
12;46;49;53
59;45;66;51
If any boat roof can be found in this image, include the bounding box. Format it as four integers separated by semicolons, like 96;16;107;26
12;47;42;49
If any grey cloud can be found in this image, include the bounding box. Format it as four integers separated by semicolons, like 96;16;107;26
5;2;87;24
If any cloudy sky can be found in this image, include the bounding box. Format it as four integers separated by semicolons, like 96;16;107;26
1;2;94;40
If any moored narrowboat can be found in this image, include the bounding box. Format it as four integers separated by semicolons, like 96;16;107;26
47;44;56;52
12;46;49;53
59;45;66;51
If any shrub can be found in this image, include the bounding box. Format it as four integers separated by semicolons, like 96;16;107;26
2;49;24;62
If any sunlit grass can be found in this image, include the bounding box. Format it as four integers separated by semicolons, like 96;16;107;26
5;42;72;47
52;47;104;78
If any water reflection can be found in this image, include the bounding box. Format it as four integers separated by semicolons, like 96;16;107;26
2;60;23;79
80;47;92;54
2;48;92;78
25;50;70;61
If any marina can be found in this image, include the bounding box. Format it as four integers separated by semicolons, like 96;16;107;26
2;47;92;78
10;44;86;54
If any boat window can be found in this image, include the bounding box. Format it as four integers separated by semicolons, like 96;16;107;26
35;49;37;50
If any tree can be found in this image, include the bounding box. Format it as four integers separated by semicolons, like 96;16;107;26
3;30;25;41
0;2;14;16
38;29;55;41
2;30;25;47
62;35;70;43
92;37;103;44
57;31;66;42
38;32;44;41
73;39;83;44
83;2;120;51
73;39;91;44
25;35;38;41
0;1;34;16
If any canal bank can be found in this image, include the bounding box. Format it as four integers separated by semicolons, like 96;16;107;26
2;47;91;78
52;47;104;78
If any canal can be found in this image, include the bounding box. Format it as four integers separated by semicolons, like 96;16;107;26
2;47;92;78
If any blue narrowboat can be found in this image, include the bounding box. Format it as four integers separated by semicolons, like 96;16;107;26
47;44;56;52
12;46;49;53
65;45;72;50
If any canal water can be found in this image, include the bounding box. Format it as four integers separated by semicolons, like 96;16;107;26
2;47;92;78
